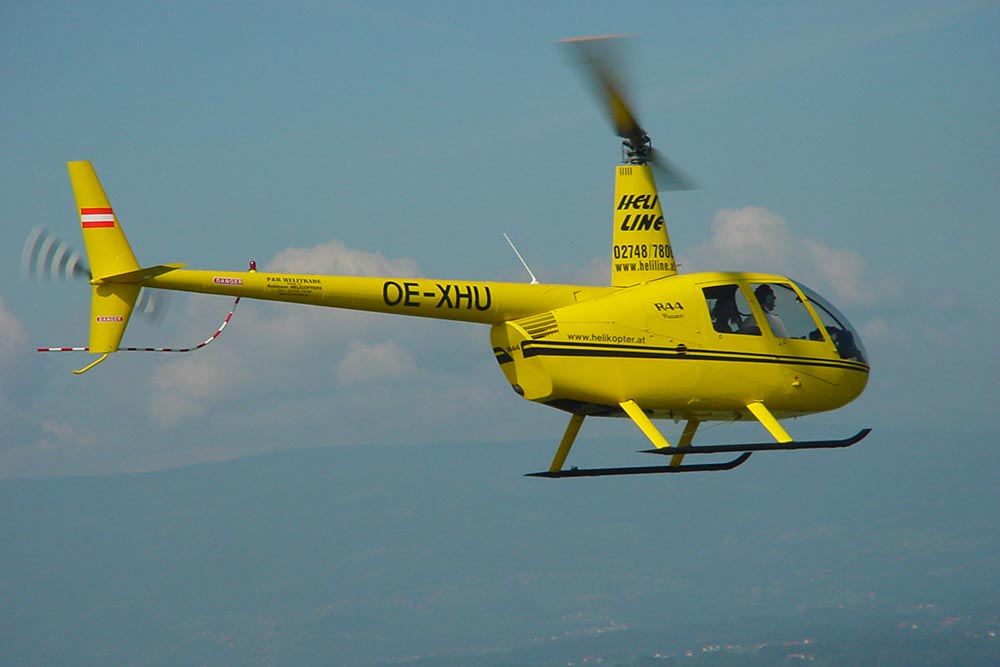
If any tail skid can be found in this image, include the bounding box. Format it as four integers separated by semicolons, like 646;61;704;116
38;297;241;374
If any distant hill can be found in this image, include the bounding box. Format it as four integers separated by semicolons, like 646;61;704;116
2;429;998;666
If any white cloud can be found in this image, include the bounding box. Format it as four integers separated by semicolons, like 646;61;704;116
802;240;901;308
35;418;100;451
703;206;793;268
147;348;250;426
144;238;427;427
336;340;417;387
0;299;37;441
266;239;421;277
0;418;103;478
681;206;900;308
0;297;29;367
858;317;900;346
140;237;496;448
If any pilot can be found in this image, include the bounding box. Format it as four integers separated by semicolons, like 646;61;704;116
753;284;788;338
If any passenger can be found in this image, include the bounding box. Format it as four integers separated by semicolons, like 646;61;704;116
711;295;743;333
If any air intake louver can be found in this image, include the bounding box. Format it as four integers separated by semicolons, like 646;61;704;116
516;312;559;339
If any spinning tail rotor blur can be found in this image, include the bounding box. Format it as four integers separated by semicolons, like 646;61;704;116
22;226;171;323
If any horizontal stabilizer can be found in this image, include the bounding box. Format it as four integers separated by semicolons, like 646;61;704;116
95;263;186;284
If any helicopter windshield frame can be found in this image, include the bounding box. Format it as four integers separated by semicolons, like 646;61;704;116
793;282;868;364
699;278;868;366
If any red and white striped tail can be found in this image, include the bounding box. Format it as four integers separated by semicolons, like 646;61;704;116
38;298;241;371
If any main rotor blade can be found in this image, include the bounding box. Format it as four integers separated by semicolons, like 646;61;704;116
561;34;644;141
562;34;697;190
650;148;697;191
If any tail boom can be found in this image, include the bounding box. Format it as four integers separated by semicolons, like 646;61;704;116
57;160;612;372
143;269;604;325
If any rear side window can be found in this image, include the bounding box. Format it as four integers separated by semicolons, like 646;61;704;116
702;285;759;335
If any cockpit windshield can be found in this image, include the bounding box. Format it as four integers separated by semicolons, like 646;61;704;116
701;280;868;365
795;282;868;364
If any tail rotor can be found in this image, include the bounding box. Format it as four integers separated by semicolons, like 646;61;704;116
22;226;171;323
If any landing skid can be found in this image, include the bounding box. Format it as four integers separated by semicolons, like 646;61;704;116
639;428;871;456
528;398;871;478
527;452;753;478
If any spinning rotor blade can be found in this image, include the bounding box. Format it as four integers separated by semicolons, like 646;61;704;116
22;226;170;323
22;226;89;281
561;34;696;191
134;289;171;324
561;34;643;141
649;148;697;192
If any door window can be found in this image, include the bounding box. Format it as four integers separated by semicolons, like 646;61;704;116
748;283;818;339
702;285;760;335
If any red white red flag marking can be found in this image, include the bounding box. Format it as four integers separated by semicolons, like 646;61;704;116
80;207;115;229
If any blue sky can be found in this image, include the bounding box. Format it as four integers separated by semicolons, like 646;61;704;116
2;1;998;477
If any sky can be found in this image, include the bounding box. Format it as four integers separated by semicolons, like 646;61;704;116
2;1;998;477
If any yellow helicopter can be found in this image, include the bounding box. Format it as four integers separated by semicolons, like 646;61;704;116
30;36;869;477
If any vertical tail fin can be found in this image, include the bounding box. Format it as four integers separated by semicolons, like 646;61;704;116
86;283;142;354
68;161;140;280
610;164;677;286
67;161;141;357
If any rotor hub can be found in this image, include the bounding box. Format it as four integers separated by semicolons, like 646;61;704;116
623;132;652;165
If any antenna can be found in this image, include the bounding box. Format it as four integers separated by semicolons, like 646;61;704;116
570;239;609;284
503;233;539;284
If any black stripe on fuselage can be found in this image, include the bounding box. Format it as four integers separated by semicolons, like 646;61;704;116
519;340;869;373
